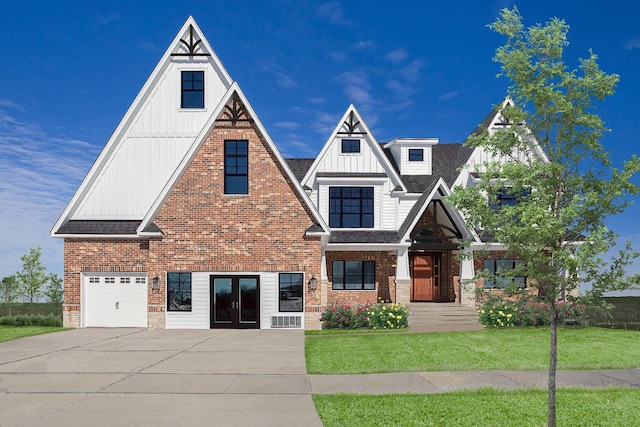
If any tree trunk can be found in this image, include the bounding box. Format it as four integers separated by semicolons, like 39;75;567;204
548;303;559;427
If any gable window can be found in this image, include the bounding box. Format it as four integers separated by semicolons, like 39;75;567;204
329;187;374;228
493;187;530;209
483;259;526;289
224;140;248;194
408;149;423;161
332;261;375;290
167;272;192;311
341;139;360;153
181;71;204;108
279;273;303;312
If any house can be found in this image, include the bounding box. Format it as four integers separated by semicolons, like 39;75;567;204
51;17;533;329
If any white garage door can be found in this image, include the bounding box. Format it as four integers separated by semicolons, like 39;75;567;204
83;273;148;327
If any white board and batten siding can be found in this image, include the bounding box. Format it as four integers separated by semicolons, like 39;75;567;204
82;273;148;327
164;272;298;329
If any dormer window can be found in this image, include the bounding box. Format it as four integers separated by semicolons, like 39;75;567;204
341;139;360;154
181;71;204;108
408;149;423;161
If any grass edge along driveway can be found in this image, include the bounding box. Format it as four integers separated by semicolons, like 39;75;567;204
305;327;640;374
0;326;67;343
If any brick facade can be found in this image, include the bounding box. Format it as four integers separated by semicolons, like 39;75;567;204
325;250;397;305
62;95;322;328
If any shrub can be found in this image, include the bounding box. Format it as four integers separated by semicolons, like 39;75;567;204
320;302;370;329
367;301;409;330
0;314;63;327
320;301;409;330
477;293;588;328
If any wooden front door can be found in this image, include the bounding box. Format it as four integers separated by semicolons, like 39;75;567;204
411;254;440;302
210;276;260;329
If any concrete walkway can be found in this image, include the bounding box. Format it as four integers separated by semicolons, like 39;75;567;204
1;329;638;427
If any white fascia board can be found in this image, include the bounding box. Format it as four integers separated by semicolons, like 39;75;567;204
51;16;231;236
383;138;439;148
469;242;509;251
316;176;388;185
138;82;329;235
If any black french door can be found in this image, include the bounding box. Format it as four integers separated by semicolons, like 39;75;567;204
210;276;260;329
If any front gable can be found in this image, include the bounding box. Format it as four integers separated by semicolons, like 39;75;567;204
52;17;234;235
301;105;406;231
149;87;325;270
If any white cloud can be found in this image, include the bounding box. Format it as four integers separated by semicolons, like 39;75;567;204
438;89;465;101
96;12;120;26
354;40;376;52
308;97;327;105
624;36;640;50
0;108;99;279
385;48;409;65
275;121;300;130
317;2;350;26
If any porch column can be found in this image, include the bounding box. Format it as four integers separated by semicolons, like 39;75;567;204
395;248;411;304
459;248;476;308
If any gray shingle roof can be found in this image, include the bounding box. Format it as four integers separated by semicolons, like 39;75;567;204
56;220;162;235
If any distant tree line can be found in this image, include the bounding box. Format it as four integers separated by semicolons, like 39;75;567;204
0;247;63;315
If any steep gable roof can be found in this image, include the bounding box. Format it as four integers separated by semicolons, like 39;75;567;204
52;16;233;236
300;105;406;192
138;82;329;236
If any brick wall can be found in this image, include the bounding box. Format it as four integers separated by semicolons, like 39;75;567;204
324;250;397;305
62;94;322;328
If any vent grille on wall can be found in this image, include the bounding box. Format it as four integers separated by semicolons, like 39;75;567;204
271;315;302;328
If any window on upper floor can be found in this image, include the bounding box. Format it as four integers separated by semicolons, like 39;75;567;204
491;187;531;210
224;140;248;194
408;148;423;161
483;259;526;289
329;187;374;228
167;272;192;311
341;139;361;153
332;260;376;290
181;71;204;108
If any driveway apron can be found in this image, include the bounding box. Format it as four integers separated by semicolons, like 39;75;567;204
0;328;322;427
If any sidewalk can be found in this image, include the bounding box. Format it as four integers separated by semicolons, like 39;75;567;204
309;368;640;394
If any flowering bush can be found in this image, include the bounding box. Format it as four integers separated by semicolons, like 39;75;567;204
320;300;409;330
477;293;588;328
319;302;370;329
367;301;409;330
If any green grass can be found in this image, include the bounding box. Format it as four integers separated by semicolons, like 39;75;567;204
313;387;640;427
0;325;66;343
306;327;640;374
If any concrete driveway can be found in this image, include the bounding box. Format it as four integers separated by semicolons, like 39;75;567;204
0;328;322;427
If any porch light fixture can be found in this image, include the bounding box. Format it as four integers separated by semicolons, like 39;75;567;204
151;276;159;290
308;274;317;294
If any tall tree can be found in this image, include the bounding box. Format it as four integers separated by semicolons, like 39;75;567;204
448;7;640;427
45;273;64;305
16;246;49;314
0;275;21;315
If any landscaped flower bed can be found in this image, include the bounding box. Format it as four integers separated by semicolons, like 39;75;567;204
320;301;409;330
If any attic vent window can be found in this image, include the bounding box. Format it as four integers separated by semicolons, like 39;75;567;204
409;149;423;161
181;71;204;109
341;139;360;153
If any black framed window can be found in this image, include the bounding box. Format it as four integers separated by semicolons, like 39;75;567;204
492;187;530;209
332;261;375;290
181;71;204;108
341;139;360;153
329;187;374;228
224;140;248;194
408;148;424;161
483;259;526;289
167;272;192;311
279;273;303;312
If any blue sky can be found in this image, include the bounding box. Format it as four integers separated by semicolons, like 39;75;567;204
1;1;639;293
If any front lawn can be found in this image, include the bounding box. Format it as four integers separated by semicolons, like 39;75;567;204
305;327;640;374
313;387;640;427
0;325;66;343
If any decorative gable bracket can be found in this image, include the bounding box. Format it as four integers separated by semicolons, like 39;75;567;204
218;92;253;125
337;110;367;135
171;25;211;57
